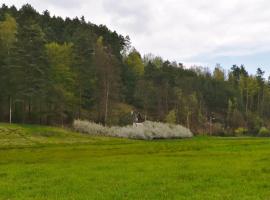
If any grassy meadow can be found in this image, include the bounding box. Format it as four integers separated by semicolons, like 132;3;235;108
0;123;270;199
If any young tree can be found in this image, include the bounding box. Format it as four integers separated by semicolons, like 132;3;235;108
45;42;75;125
165;110;176;124
125;49;144;76
123;48;144;103
256;68;265;114
213;65;225;81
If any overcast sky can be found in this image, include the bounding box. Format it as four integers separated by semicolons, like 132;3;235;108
4;0;270;75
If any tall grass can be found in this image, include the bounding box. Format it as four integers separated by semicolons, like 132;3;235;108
73;120;193;140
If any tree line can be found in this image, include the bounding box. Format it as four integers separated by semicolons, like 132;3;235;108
1;4;270;135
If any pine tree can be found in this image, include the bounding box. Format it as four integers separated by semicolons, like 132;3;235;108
14;20;48;123
0;14;17;123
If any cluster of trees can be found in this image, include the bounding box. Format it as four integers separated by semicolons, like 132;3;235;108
1;4;270;135
0;4;126;125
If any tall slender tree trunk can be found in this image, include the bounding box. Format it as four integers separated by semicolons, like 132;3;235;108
209;116;213;136
39;100;42;124
104;82;109;126
165;89;168;114
28;100;31;123
257;91;260;113
7;48;12;124
9;96;12;124
0;98;2;122
79;86;82;119
22;100;25;124
261;88;265;116
158;95;162;120
186;111;191;130
60;110;64;128
246;89;249;114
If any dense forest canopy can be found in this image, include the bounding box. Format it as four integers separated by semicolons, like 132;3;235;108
1;4;270;135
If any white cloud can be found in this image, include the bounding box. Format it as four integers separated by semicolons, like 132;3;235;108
4;0;270;70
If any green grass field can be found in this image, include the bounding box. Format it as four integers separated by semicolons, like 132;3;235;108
0;123;270;200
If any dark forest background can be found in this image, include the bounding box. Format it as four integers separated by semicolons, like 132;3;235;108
1;4;270;135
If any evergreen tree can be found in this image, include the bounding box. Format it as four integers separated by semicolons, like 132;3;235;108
14;20;48;123
0;14;17;123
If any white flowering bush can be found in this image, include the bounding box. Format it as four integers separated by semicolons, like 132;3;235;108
73;120;107;135
73;120;193;140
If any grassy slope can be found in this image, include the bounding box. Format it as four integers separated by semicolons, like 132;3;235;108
0;123;270;200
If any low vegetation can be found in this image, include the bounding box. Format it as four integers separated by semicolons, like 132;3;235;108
73;120;193;140
258;127;270;137
0;123;270;199
0;123;111;148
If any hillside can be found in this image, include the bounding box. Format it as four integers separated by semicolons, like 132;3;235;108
1;4;270;136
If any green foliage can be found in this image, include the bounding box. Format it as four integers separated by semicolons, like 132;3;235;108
0;14;17;99
45;42;75;123
109;103;133;126
46;42;74;84
165;110;176;124
213;66;225;81
234;127;248;136
258;127;270;137
211;123;225;136
0;14;17;49
0;5;126;125
94;36;121;125
246;112;263;133
125;49;144;76
2;4;270;133
229;109;246;129
15;22;48;99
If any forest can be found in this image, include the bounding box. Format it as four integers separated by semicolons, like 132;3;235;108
1;4;270;136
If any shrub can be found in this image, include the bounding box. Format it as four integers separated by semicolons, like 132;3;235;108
109;103;134;126
73;120;107;135
230;109;246;128
211;123;225;136
259;127;270;137
165;110;176;124
234;127;248;136
73;120;193;140
246;112;263;134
